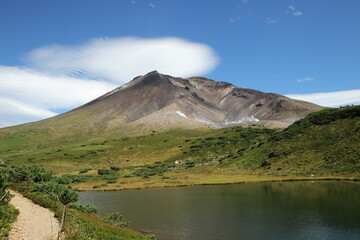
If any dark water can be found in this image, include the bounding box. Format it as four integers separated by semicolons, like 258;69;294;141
78;181;360;240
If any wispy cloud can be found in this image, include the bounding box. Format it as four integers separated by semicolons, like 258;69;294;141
26;37;218;84
266;18;279;24
296;77;314;83
286;89;360;107
0;37;219;127
242;0;249;3
131;0;136;4
229;16;241;23
0;97;56;128
0;66;116;110
292;11;303;16
287;5;303;16
149;3;156;8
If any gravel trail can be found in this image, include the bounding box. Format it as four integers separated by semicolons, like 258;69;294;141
8;190;60;240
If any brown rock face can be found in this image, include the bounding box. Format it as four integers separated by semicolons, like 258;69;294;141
56;71;323;129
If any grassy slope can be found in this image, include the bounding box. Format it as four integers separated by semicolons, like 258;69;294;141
222;105;360;176
0;106;359;190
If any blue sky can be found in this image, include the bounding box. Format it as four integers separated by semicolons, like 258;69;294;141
0;0;359;127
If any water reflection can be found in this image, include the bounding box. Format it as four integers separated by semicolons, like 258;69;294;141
79;181;360;240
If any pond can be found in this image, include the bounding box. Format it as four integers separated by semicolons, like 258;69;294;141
78;181;360;240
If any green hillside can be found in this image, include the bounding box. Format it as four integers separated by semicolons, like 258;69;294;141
0;105;359;191
223;105;360;176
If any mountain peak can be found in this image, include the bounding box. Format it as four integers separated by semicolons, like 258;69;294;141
138;70;162;79
148;70;159;74
127;70;170;87
49;72;324;131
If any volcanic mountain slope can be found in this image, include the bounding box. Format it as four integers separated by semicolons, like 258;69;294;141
6;71;323;137
52;70;322;130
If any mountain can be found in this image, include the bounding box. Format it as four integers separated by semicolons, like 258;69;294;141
30;71;322;133
0;89;358;190
1;105;358;192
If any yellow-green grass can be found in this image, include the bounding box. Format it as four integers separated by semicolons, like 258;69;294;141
73;170;359;191
1;126;271;174
1;105;360;191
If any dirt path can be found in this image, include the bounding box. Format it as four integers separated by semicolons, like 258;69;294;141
8;190;60;240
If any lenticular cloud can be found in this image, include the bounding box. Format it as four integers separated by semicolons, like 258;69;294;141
26;37;219;83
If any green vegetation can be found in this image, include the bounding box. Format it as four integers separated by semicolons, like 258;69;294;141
10;165;53;183
222;105;360;176
0;106;359;238
271;105;360;141
98;169;111;175
103;212;130;227
57;174;92;184
0;203;18;239
0;167;19;238
6;166;153;240
68;202;98;213
0;168;8;197
0;106;359;191
79;168;92;174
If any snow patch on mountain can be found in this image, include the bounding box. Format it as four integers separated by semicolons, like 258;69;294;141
175;111;188;118
224;116;259;125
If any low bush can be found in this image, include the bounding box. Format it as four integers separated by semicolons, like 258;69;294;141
9;165;52;183
132;165;168;178
57;174;92;184
0;204;19;239
0;168;9;200
110;166;121;171
57;175;73;185
68;202;98;213
98;169;111;175
38;181;78;205
107;179;117;184
104;212;130;227
79;168;92;174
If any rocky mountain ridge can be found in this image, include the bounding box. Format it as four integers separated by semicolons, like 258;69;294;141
65;70;323;129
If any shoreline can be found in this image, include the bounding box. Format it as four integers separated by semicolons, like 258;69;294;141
74;175;360;192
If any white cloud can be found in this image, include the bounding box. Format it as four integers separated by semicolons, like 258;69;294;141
286;89;360;107
229;16;241;23
149;3;156;8
288;5;303;16
0;97;57;128
242;0;248;3
266;18;279;24
0;37;219;127
296;77;314;83
0;66;117;110
289;5;296;11
26;37;219;84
